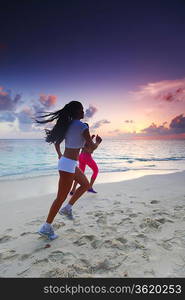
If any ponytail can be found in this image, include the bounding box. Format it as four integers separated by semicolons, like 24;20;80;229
34;101;83;144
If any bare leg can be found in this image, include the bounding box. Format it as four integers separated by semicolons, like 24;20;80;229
70;157;86;194
69;167;90;205
70;180;78;193
46;171;74;224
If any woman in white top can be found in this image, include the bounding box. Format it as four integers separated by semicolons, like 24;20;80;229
35;101;102;240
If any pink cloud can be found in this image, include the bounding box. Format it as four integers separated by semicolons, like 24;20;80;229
39;94;57;108
0;87;8;96
131;78;185;103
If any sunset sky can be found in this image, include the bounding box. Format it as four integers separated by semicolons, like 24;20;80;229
0;0;185;139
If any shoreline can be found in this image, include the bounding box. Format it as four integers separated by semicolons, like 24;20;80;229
1;168;183;202
1;170;185;277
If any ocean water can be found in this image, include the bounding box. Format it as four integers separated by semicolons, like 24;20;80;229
0;139;185;182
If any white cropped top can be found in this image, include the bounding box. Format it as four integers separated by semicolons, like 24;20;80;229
65;120;88;149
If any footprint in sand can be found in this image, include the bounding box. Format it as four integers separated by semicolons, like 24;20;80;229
70;263;90;275
88;224;94;228
73;220;80;226
129;240;146;250
48;249;76;263
174;229;184;237
142;250;150;261
174;205;184;211
90;259;113;273
139;218;161;230
114;201;121;205
93;212;107;226
20;231;34;236
103;239;125;250
157;241;173;251
42;267;77;278
155;217;174;224
0;249;18;260
20;253;33;260
117;217;131;225
125;208;133;213
129;213;138;218
91;239;102;249
136;233;148;242
32;258;49;266
33;244;52;253
150;200;160;204
74;234;96;246
94;211;104;217
0;235;16;243
95;205;102;208
65;228;77;233
107;211;115;216
5;228;13;233
53;222;65;230
26;218;45;226
80;258;90;266
96;215;107;226
116;237;128;244
86;211;93;215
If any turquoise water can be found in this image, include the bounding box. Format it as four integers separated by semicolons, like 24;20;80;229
0;139;185;181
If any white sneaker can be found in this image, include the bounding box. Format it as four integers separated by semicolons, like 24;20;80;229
38;223;58;240
59;207;74;220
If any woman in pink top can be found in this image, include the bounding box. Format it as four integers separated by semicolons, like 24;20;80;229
70;124;102;194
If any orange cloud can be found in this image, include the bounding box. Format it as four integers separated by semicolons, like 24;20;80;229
39;94;57;108
0;87;8;96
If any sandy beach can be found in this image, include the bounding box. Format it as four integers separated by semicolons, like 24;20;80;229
0;171;185;278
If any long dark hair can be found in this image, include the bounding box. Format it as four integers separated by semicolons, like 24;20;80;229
35;101;83;144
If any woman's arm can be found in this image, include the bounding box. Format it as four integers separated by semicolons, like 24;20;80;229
54;143;62;159
83;129;102;150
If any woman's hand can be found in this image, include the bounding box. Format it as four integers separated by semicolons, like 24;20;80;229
58;153;62;159
91;134;95;139
96;135;102;144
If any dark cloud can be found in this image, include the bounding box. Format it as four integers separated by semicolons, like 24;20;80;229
0;86;57;132
162;88;185;102
16;109;33;124
91;119;110;129
141;114;185;136
169;114;185;133
0;112;16;122
84;105;97;119
141;123;169;135
15;107;34;131
0;87;22;111
125;120;134;123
